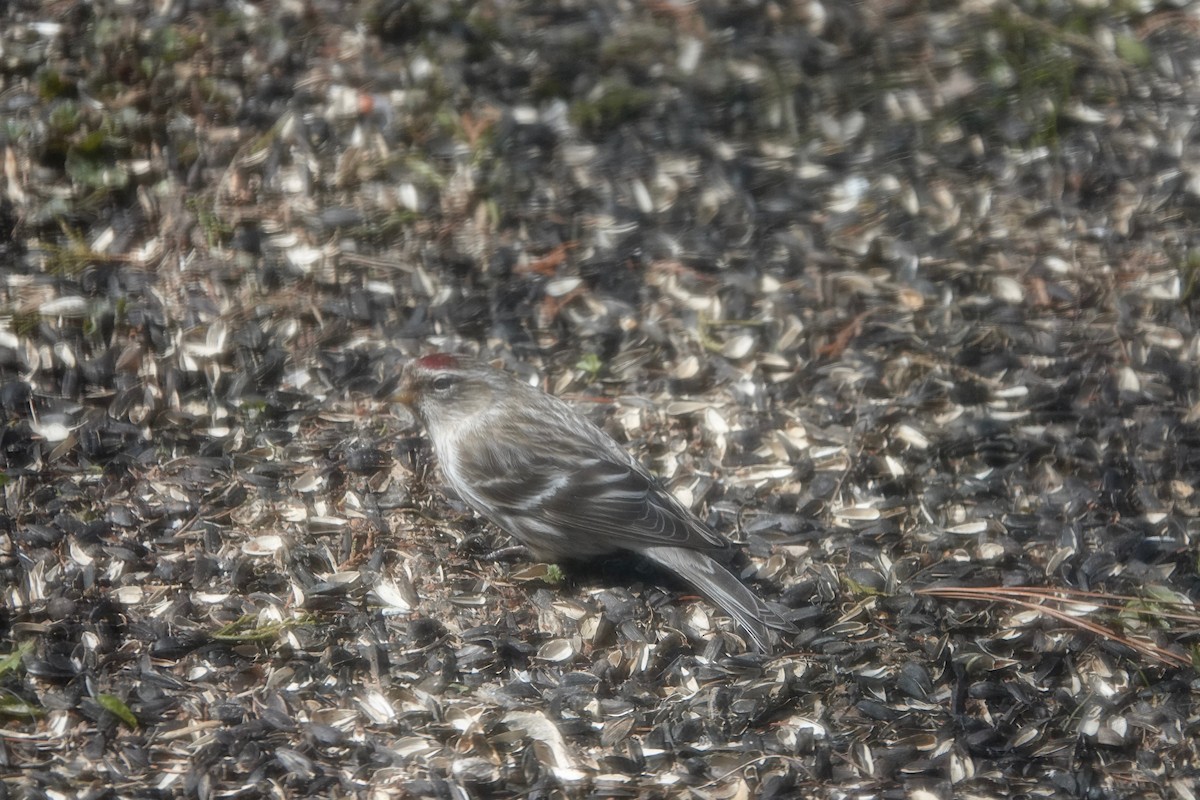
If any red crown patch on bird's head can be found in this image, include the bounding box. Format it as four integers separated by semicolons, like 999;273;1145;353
415;353;461;371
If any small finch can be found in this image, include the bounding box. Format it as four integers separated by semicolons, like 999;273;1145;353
396;353;796;651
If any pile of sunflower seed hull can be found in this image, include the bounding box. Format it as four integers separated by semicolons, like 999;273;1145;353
1;0;1198;797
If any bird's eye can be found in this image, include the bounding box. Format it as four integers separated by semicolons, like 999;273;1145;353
431;375;455;392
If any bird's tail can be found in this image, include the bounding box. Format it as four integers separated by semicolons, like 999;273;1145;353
641;546;796;652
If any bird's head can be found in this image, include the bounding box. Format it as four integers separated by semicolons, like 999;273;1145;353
396;353;509;431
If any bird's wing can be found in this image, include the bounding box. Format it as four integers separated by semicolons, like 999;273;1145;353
457;427;731;556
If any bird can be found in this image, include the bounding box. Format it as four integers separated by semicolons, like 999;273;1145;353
395;352;796;651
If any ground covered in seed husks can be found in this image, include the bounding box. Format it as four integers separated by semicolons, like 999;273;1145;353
1;0;1199;797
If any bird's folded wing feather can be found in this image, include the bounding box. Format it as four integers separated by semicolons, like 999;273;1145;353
460;429;730;554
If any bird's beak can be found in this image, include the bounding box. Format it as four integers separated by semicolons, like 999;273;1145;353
393;373;416;407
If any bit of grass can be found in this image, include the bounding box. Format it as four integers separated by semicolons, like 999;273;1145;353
211;613;312;642
1178;249;1200;305
842;574;886;598
188;197;234;249
0;642;33;678
570;79;656;136
697;315;765;354
0;691;42;719
0;644;40;719
96;693;138;729
576;353;603;381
